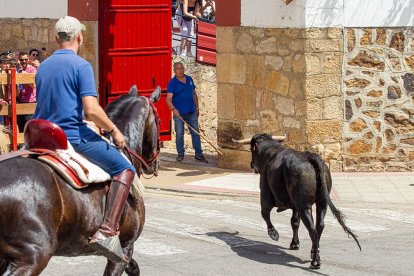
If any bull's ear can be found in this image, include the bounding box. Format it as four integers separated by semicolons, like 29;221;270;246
253;143;257;151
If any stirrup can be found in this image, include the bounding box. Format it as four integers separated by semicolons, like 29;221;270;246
88;235;128;264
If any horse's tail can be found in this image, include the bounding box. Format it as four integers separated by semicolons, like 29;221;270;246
310;154;362;251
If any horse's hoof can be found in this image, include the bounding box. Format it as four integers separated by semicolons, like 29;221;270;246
310;261;321;269
125;258;140;276
268;228;279;241
289;242;300;250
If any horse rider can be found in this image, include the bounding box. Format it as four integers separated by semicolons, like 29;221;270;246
34;16;134;262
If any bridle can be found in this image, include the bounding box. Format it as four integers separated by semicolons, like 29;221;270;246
124;97;161;177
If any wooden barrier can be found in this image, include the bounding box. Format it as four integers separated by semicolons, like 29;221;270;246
0;69;36;152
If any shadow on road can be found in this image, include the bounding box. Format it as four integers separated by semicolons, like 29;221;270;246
176;171;209;177
205;231;329;276
158;166;177;172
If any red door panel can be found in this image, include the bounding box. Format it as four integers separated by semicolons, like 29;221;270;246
99;0;172;140
196;21;216;66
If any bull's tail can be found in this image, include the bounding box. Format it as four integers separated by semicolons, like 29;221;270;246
310;155;362;251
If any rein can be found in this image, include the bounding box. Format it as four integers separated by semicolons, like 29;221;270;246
124;97;161;177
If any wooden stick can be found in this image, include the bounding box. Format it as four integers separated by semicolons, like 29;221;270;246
177;114;223;155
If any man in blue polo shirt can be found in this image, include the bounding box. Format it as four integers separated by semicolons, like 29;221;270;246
166;61;208;163
34;16;134;262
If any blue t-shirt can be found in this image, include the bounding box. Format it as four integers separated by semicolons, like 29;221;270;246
34;49;97;144
167;75;196;114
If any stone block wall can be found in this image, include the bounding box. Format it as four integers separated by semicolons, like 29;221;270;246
161;56;218;156
0;19;98;75
216;26;414;172
0;19;57;56
216;27;307;170
343;28;414;171
304;28;344;172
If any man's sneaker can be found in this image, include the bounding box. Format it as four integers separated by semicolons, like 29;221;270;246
176;155;184;162
195;155;208;163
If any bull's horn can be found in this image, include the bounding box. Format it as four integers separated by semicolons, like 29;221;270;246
232;138;251;144
272;135;287;141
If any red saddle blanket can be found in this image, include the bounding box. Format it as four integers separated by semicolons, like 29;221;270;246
0;149;108;189
0;149;145;197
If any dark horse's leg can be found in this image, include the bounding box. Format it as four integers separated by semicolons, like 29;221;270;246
2;253;52;275
0;159;60;275
0;259;8;274
103;194;145;276
289;210;300;250
90;169;135;263
298;208;320;269
104;242;139;276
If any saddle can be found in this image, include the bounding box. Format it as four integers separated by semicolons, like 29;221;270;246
0;119;144;194
23;119;111;188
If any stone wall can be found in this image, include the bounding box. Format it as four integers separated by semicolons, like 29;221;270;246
343;27;414;171
0;18;98;75
216;27;307;170
0;19;57;56
161;56;218;156
305;28;344;172
216;26;414;172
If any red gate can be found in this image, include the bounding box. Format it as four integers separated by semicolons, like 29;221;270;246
99;0;172;140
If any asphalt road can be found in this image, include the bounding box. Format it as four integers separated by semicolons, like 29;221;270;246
42;190;414;276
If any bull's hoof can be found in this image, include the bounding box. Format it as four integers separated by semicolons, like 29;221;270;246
310;260;321;269
310;249;320;259
268;228;279;241
289;242;300;250
310;249;321;269
276;207;287;213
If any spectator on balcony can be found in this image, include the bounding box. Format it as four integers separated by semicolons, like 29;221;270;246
175;0;202;58
28;48;41;68
0;58;8;125
17;51;37;131
0;98;7;125
0;58;10;73
29;49;39;62
200;0;215;22
0;50;13;60
39;47;50;62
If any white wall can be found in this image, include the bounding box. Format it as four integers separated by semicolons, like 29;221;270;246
0;0;67;19
241;0;414;28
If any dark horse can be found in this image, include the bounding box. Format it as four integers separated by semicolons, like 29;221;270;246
0;85;161;275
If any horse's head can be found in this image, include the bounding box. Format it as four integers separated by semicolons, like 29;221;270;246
105;85;162;176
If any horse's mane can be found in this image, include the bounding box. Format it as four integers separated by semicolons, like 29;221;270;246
106;93;143;119
106;92;149;147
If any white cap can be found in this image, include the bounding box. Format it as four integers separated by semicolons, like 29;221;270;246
55;16;86;40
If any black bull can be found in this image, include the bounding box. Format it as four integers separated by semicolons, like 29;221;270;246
239;134;361;269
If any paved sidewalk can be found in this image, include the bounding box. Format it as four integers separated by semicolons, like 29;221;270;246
143;152;414;204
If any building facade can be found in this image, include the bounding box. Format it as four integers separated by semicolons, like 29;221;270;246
216;0;414;172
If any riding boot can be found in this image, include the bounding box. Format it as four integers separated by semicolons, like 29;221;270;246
88;169;135;263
